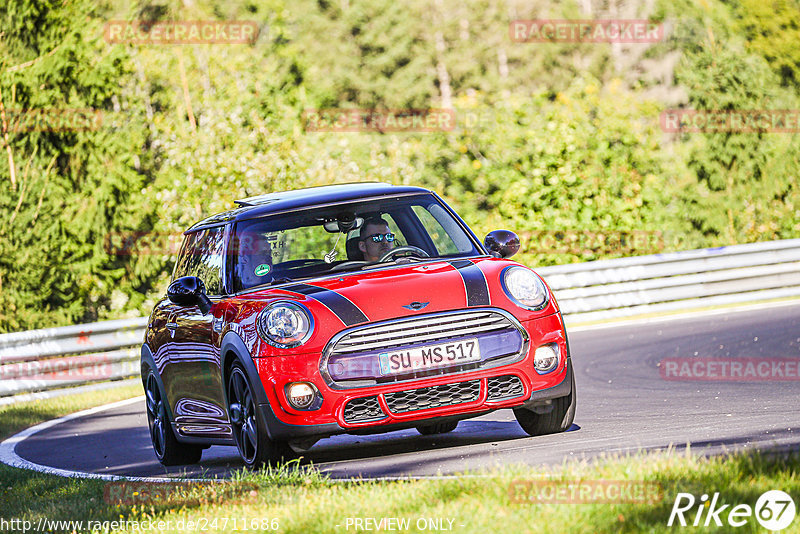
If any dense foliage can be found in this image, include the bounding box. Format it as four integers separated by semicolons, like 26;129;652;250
0;0;798;331
0;0;160;331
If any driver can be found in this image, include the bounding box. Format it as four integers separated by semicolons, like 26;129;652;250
358;217;395;262
237;231;273;288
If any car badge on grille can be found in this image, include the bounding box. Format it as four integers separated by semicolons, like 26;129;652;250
402;301;430;311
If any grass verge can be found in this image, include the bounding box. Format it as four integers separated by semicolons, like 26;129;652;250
0;383;143;531
1;385;799;533
0;383;143;440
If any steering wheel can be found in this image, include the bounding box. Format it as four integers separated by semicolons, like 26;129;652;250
379;246;430;263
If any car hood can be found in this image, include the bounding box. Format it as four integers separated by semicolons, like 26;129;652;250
262;257;555;327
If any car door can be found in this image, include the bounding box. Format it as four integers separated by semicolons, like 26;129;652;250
162;226;230;440
148;232;196;390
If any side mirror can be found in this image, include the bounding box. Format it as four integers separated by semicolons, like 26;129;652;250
167;276;213;315
484;230;520;259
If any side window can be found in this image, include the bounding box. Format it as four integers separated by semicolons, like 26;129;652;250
172;233;196;281
175;227;226;296
411;205;459;255
380;213;407;247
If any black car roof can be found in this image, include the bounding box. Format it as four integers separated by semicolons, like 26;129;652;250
186;183;432;232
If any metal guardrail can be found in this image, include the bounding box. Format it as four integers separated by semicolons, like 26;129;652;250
537;238;800;323
1;239;799;402
0;318;146;398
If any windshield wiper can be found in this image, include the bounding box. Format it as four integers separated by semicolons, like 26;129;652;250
268;277;293;285
383;256;437;265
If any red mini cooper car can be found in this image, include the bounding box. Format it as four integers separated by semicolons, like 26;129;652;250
142;183;575;467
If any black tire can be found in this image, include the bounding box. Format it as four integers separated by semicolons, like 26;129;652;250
227;361;293;468
416;421;458;435
514;371;576;437
144;369;203;465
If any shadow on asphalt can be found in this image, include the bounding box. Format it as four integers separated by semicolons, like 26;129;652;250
14;401;584;478
294;420;582;466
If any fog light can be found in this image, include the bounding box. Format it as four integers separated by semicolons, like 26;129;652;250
533;344;559;373
287;382;316;409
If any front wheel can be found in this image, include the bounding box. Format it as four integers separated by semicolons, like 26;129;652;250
514;371;576;436
144;369;203;465
227;361;292;468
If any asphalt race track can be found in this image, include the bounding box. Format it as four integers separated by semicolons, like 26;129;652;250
12;301;800;480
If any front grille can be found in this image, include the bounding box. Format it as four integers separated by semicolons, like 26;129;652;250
487;375;524;400
384;379;480;413
330;310;516;355
343;396;386;423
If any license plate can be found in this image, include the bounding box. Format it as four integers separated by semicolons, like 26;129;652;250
378;338;481;376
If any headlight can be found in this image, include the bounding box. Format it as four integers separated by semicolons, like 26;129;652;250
501;266;549;310
257;302;313;348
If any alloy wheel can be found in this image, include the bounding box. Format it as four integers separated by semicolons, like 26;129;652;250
228;366;258;464
145;373;167;459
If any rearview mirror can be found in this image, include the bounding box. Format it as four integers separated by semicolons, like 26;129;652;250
484;230;520;259
323;215;364;233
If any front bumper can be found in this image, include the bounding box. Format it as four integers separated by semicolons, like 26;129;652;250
258;362;574;441
254;311;570;440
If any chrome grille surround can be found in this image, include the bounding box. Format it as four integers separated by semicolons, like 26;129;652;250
321;308;529;389
332;310;513;354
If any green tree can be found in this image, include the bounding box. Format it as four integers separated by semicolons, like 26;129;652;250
0;0;158;331
675;39;800;243
728;0;800;88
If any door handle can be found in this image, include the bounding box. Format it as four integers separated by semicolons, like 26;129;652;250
166;322;178;338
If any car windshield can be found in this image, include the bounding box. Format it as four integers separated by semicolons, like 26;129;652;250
232;193;481;291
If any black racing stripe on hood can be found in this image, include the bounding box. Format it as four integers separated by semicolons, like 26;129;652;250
282;283;368;326
449;260;490;306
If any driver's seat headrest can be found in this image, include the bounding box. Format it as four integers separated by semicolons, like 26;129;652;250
345;231;364;261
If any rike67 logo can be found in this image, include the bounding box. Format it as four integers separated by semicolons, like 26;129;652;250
668;490;796;530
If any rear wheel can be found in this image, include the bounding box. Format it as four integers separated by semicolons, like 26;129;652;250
144;370;203;465
227;361;292;468
514;371;576;436
416;421;458;435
